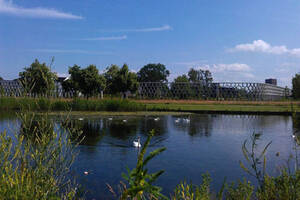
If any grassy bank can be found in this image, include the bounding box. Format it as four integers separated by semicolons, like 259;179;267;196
1;97;300;114
139;100;300;114
0;97;146;112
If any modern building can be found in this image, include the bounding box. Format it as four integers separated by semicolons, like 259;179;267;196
265;78;277;86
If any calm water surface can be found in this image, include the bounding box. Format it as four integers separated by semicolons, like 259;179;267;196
0;112;298;199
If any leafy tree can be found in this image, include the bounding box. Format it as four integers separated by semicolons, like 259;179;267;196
104;64;138;96
0;76;3;81
137;63;170;82
188;68;213;99
188;68;213;84
62;65;81;95
292;73;300;99
62;65;106;98
104;64;121;94
171;75;194;99
19;59;57;95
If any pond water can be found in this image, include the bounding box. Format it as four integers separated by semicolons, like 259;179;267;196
0;112;298;199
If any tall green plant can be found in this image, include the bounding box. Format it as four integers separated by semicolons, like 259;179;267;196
239;132;272;189
120;130;167;200
0;114;81;199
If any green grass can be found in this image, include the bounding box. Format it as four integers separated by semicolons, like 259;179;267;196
0;97;146;112
1;97;300;114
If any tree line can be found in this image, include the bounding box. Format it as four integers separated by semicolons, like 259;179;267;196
2;59;213;98
2;59;299;99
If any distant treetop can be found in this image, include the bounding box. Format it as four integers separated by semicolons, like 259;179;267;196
137;63;170;83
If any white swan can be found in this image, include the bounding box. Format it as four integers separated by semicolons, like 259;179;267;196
183;116;190;123
108;117;113;121
175;118;180;123
133;137;141;148
184;118;190;123
154;117;160;121
78;118;84;121
123;119;127;123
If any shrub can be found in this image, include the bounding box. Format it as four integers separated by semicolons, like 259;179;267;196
0;112;80;199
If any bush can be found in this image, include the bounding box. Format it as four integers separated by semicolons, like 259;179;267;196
0;112;80;199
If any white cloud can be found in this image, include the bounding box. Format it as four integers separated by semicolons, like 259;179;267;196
100;25;172;33
195;63;255;82
0;0;83;19
211;63;251;72
31;49;111;55
230;40;300;56
81;35;127;41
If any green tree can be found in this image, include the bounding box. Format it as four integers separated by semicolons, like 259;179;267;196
19;59;57;95
188;68;213;99
104;64;120;95
104;64;138;96
188;68;213;84
137;63;170;82
62;65;106;98
292;73;300;99
171;75;194;99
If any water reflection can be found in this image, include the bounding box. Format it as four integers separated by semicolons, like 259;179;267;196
172;115;212;137
0;112;299;199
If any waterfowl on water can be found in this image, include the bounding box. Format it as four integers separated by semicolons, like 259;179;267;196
133;137;141;148
78;118;84;121
108;117;113;121
183;116;190;123
154;117;160;121
123;119;127;123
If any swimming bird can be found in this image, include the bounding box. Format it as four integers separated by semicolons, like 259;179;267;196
133;137;141;148
154;117;160;121
183;117;190;123
78;118;84;121
292;135;296;138
123;119;127;123
108;117;113;121
84;171;89;175
175;118;180;123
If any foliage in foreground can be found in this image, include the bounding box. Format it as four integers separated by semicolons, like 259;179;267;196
0;110;81;199
110;130;167;200
116;132;300;200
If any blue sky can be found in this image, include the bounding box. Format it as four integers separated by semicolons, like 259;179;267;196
1;0;300;87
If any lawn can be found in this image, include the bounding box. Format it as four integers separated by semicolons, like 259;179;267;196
137;100;300;114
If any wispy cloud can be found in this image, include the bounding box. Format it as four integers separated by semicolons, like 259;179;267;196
230;40;300;57
80;35;127;41
100;25;172;33
31;49;111;55
211;63;251;73
0;0;83;19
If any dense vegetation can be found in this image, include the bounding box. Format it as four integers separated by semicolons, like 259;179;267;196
19;59;57;95
0;111;80;199
292;74;300;99
0;97;146;112
62;64;106;98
